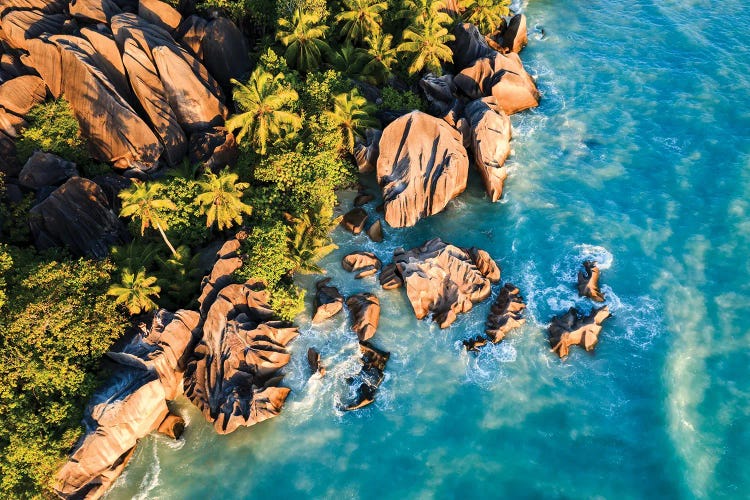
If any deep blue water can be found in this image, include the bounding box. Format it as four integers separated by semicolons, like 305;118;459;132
107;1;750;498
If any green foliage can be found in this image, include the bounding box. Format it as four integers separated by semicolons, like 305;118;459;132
276;0;328;19
269;281;305;321
0;191;34;246
362;32;398;85
299;70;352;115
380;87;425;112
107;267;161;315
157;176;212;248
196;0;277;32
119;180;179;256
0;246;125;498
236;221;296;286
335;0;387;43
276;9;331;72
16;99;89;166
195;170;253;231
462;0;510;33
397;14;455;75
227;66;302;155
323;89;378;153
154;245;202;310
284;212;338;274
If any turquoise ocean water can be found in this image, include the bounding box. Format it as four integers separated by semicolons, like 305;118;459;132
107;1;750;498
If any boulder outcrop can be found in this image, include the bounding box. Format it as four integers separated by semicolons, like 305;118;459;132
452;22;495;71
390;238;494;328
353;128;381;173
183;280;298;434
138;0;182;32
485;283;526;343
379;262;403;290
367;219;383;242
346;292;380;341
307;347;325;376
502;13;527;53
0;75;47;118
463;336;487;352
18;151;78;189
464;97;511;202
377;111;468;228
201;17;251;87
196;237;242;317
54;308;199;499
341;341;389;411
577;260;605;302
341;207;368;234
548;306;611;358
28;176;127;258
312;277;343;323
342;251;381;279
69;0;122;24
188;126;238;172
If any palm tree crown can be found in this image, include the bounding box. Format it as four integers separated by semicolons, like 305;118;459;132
119;181;178;256
401;0;453;27
323;90;378;153
195;170;253;231
363;32;397;84
277;9;331;72
226;67;302;155
335;0;387;43
463;0;510;34
107;267;160;315
397;15;455;75
284;212;338;274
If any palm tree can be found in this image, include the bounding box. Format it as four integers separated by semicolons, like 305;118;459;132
335;0;387;43
110;240;161;272
107;267;160;315
119;181;178;256
397;16;455;75
323;90;378;153
284;212;339;274
226;67;302;155
155;245;202;308
194;169;253;231
276;9;331;72
330;43;368;78
362;32;397;84
400;0;453;27
462;0;509;34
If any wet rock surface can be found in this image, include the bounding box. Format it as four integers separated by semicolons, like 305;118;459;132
342;251;382;279
485;283;526;343
341;341;389;411
312;278;344;323
548;306;611;358
577;260;605;302
346;292;380;341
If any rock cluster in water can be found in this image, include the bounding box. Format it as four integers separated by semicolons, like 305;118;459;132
54;237;298;496
356;14;538;228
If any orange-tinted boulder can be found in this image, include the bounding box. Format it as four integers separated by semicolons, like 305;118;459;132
346;293;380;341
548;306;611;358
139;0;182;31
464;97;511;202
502;13;528;53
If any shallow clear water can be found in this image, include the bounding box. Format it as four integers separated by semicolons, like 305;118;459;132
107;1;750;498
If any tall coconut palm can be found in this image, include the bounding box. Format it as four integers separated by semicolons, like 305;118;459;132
323;90;378;153
363;32;397;84
226;67;302;155
397;16;455;75
400;0;453;27
330;43;368;78
276;9;331;72
462;0;509;34
194;169;253;231
284;212;339;274
119;181;178;256
107;267;160;315
335;0;387;43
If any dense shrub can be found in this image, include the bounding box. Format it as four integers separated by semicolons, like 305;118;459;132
0;246;125;498
379;87;425;112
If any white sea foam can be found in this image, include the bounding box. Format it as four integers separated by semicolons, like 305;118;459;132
133;440;161;500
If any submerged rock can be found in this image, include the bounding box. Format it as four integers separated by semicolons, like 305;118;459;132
312;277;343;323
157;413;185;440
485;283;526;343
28;176;127;258
377;111;468;228
390;238;494;328
463;336;487;352
577;260;605;302
548;306;611;358
342;251;381;279
341;341;389;411
346;292;380;341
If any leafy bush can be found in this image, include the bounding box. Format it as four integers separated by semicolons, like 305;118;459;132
16;100;89;166
0;246;125;498
379;87;425;112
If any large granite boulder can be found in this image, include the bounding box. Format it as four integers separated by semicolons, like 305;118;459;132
1;10;66;51
454;50;538;109
28;176;127;258
577;260;605;302
152;44;226;133
548;306;611;358
196;237;242;316
188;126;238;172
452;22;494;70
54;309;198;499
502;13;527;53
18;151;78;189
490;68;540;115
183;280;298;434
353;128;381;173
464;97;511;202
346;293;380;341
485;283;525;343
80;25;132;101
390;238;494;328
175;15;207;58
22;35;64;97
201;16;250;87
377;111;468;228
138;0;182;32
69;0;122;24
312;278;343;323
122;37;187;166
0;75;47;118
52;35;163;168
379;262;403;290
419;72;456;117
341;207;368;234
0;0;67;16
